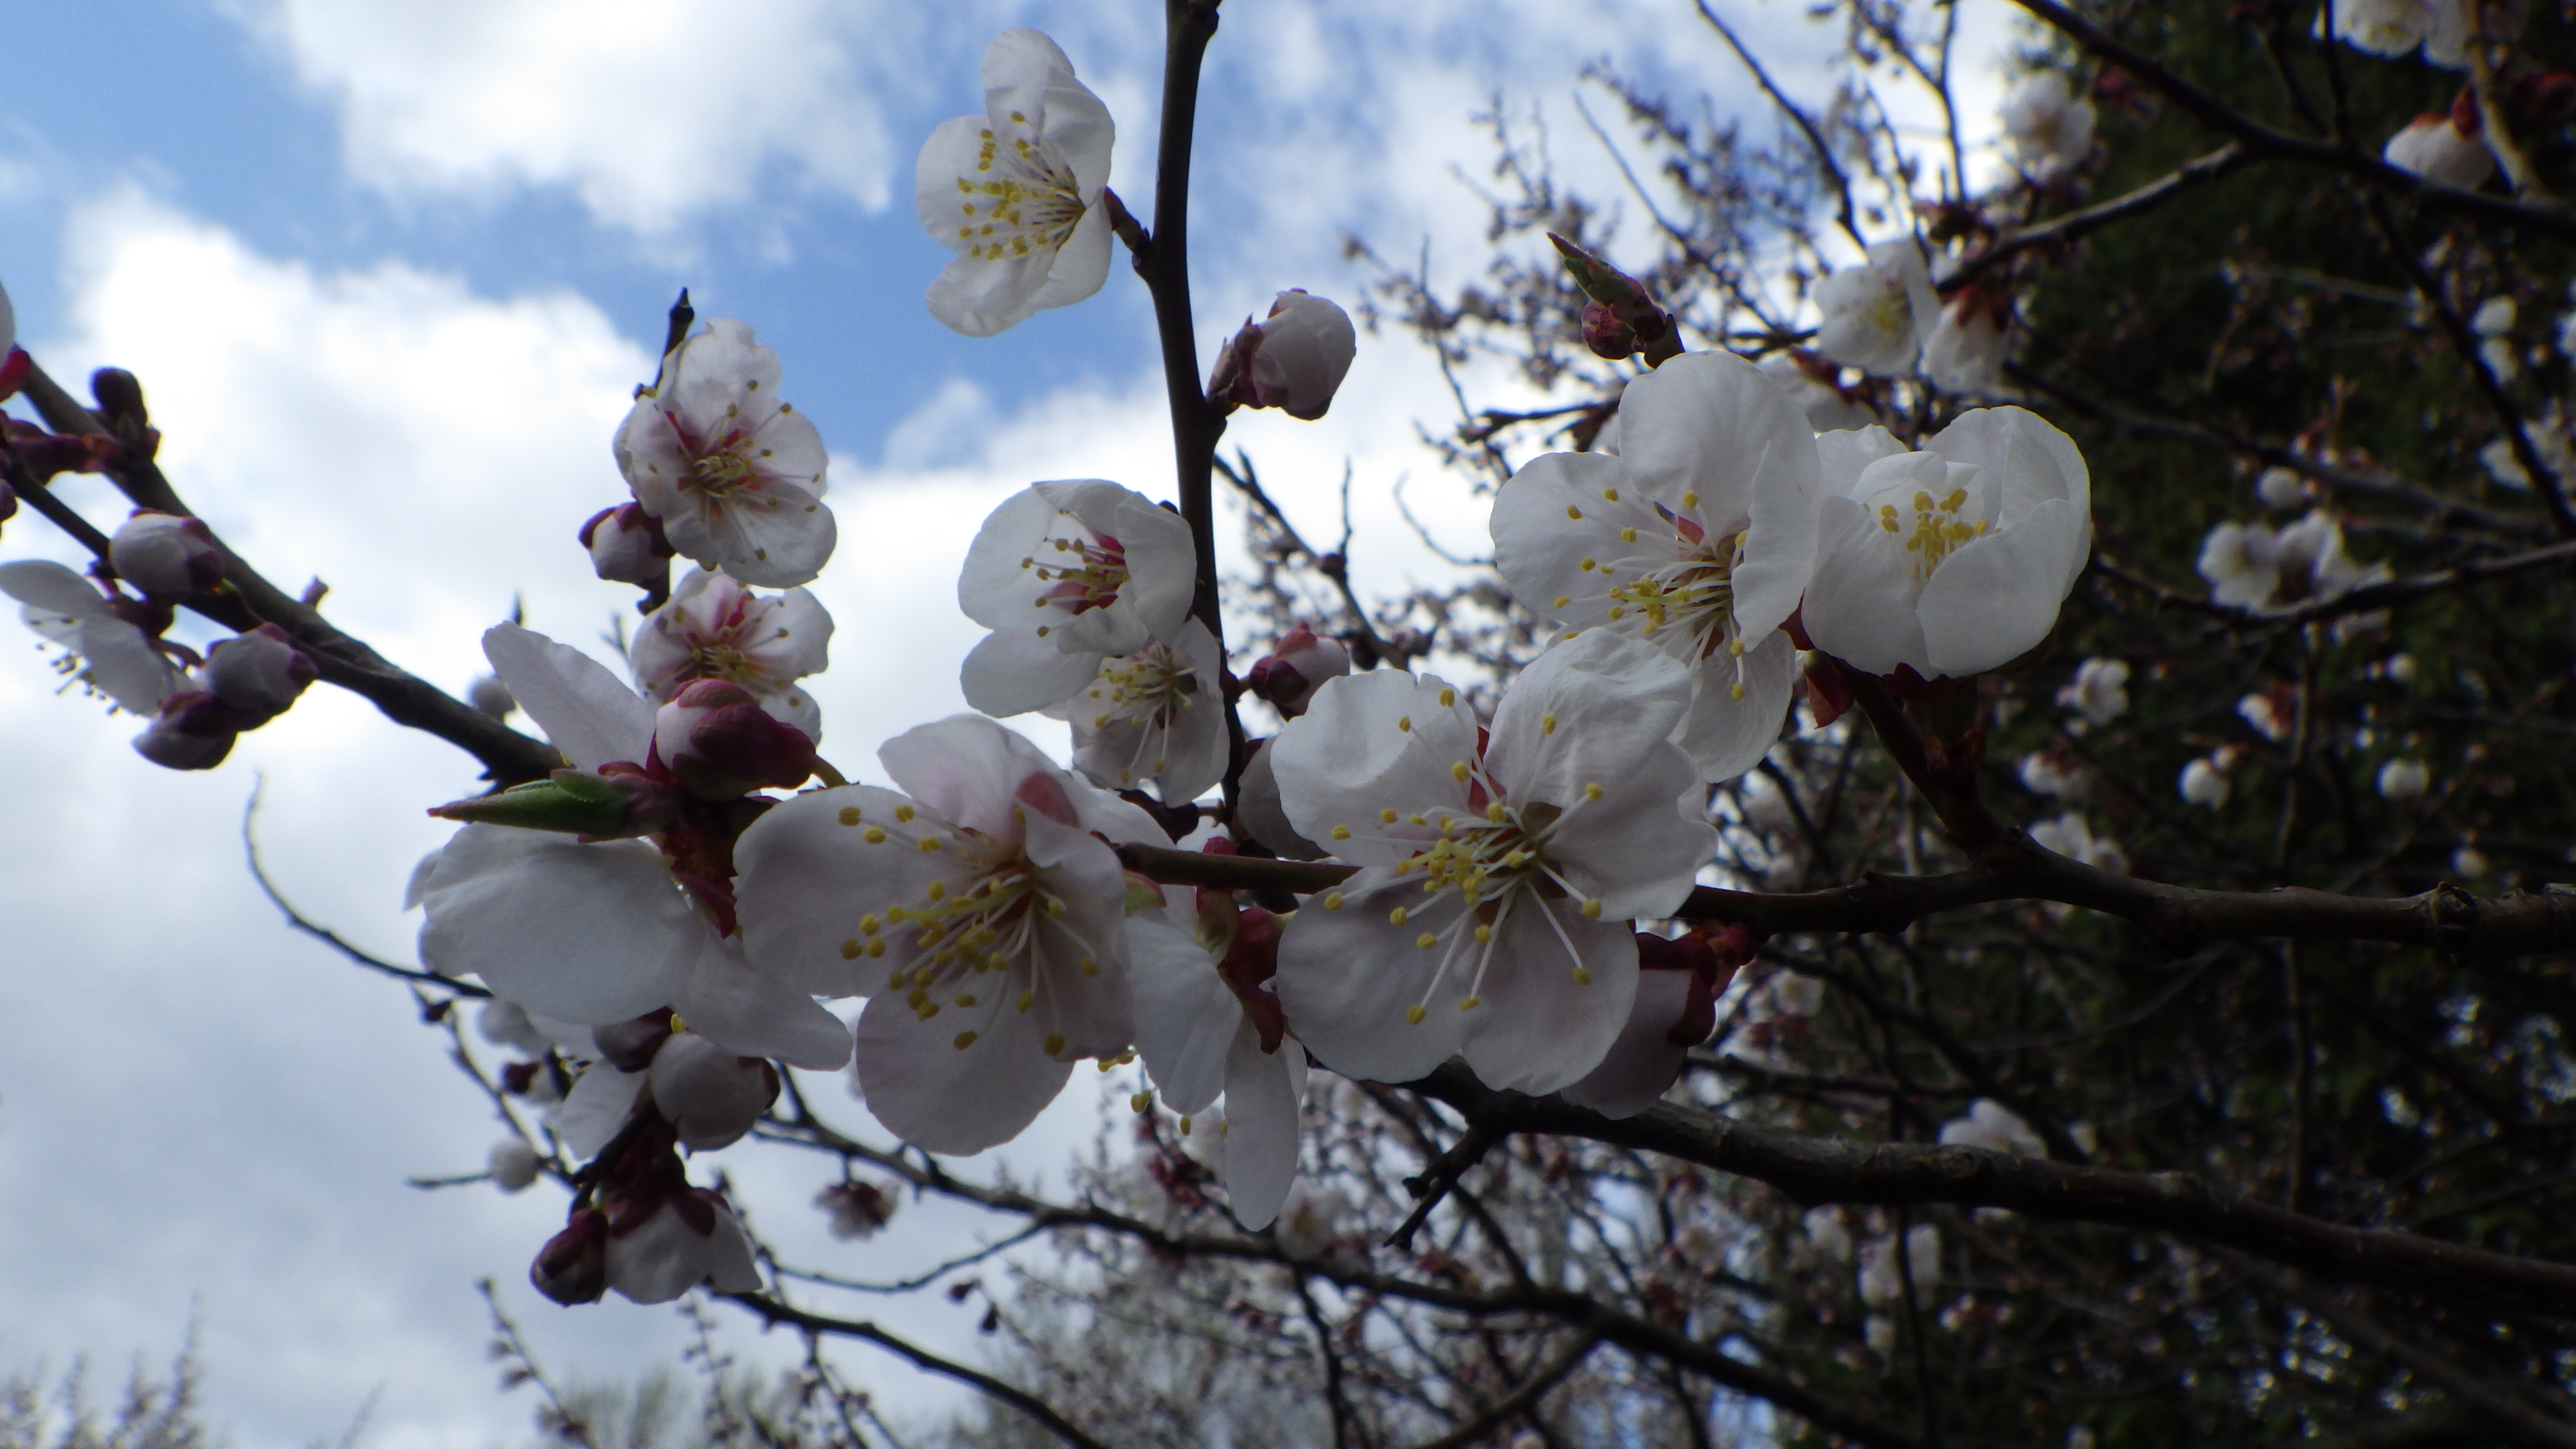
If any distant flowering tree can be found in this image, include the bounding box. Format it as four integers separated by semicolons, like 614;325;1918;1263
14;0;2576;1445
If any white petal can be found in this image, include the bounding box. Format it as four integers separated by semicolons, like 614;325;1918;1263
1531;745;1712;922
881;714;1064;840
853;988;1075;1155
1559;967;1694;1119
917;115;1001;256
1815;426;1911;498
0;560;108;619
735;784;959;997
927;249;1061;338
482;624;654;770
1456;903;1638;1096
1022;201;1114;316
675;935;853;1071
1800;498;1930;677
1488;632;1693;815
962;629;1105;718
553;1062;647;1158
1273;870;1471;1084
418;826;702;1022
1219;1024;1306;1230
1916;498;2089;676
1489;451;1632;628
1127;915;1238;1115
1924;407;2091;557
1619;352;1822;639
79;619;179;714
1671;628;1797;783
981;28;1078;93
1096;483;1199;646
1270;670;1477;868
686;483;835;590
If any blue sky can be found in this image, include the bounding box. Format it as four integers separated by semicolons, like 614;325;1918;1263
0;3;2020;1445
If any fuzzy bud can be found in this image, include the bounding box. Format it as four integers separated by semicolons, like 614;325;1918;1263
131;690;237;771
580;501;673;585
530;1209;610;1305
488;1139;542;1193
647;1034;779;1151
468;673;516;719
1244;624;1351;719
1208;291;1357;420
652;679;816;798
109;510;224;599
200;624;316;722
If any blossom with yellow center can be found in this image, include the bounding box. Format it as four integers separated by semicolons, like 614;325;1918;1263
630;567;831;743
615;319;836;589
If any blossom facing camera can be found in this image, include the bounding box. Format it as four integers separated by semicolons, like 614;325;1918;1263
1047;618;1230;804
579;501;673;585
917;29;1116;338
2384;111;2494;190
1813;240;1939;377
956;479;1197;717
1491;351;1824;782
1800;409;2092;680
1246;624;1352;720
109;510;224;599
631;567;830;744
1269;631;1717;1096
1209;291;1358;420
616;319;835;589
2001;72;2097;181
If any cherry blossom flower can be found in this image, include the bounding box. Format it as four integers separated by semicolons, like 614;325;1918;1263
1046;618;1229;804
2378;757;2431;801
2001;73;2097;181
2018;752;2080;800
1268;631;1717;1095
2323;0;2506;66
632;567;830;742
1128;864;1307;1228
2196;512;2388;610
1922;288;2011;394
956;479;1197;717
2480;407;2575;491
1938;1098;2045;1157
1208;291;1358;420
414;624;850;1070
2384;111;2495;189
1491;351;1823;782
2058;657;2130;726
0;559;179;714
1813;240;1939;377
2255;466;2308;512
616;319;835;589
734;715;1168;1154
916;29;1115;338
2180;756;2232;808
2239;692;2292;742
1800;410;2092;680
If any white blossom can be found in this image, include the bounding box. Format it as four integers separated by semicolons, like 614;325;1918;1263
2198;512;2388;610
956;479;1197;717
631;567;830;743
1939;1098;2045;1156
1492;351;1823;781
2239;692;2292;742
734;715;1168;1154
108;511;224;599
2322;0;2513;66
1813;240;1940;377
1046;618;1229;804
1268;632;1717;1095
916;30;1115;337
2254;466;2308;512
2030;811;2125;874
1922;290;2011;394
617;319;834;590
2058;657;2130;725
2384;112;2496;188
2018;752;2080;799
0;559;180;714
2180;757;2232;808
2001;73;2096;180
2479;408;2575;492
602;1192;763;1305
1801;410;2092;679
1209;291;1358;420
2452;842;2491;877
2378;757;2431;801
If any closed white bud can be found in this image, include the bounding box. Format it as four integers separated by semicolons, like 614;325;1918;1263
2179;757;2231;809
2383;113;2495;189
200;624;315;721
1210;290;1358;421
647;1033;779;1150
2377;757;2431;801
2253;466;2307;512
487;1139;541;1193
110;510;224;599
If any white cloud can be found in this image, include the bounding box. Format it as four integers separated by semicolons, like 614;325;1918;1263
224;0;930;232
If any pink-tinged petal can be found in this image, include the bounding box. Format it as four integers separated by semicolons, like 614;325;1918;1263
1093;482;1199;648
1560;966;1694;1118
1488;631;1692;815
483;623;654;770
1671;628;1797;783
418;825;701;1022
1128;915;1238;1115
1490;451;1632;628
1800;498;1929;677
735;784;973;998
1220;1024;1306;1230
853;988;1075;1156
1455;903;1638;1096
1916;498;2088;677
553;1063;647;1158
1270;670;1477;868
881;714;1063;841
663;320;783;432
675;936;853;1071
681;481;835;590
962;628;1105;718
1273;869;1472;1084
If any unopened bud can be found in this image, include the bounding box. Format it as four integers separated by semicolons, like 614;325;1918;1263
653;679;816;798
109;510;224;599
647;1034;779;1151
530;1209;610;1305
1549;234;1679;364
200;624;315;722
488;1139;542;1193
1581;299;1640;360
1245;623;1351;719
131;690;237;771
581;502;673;585
91;368;149;430
428;764;680;839
467;673;516;719
1209;290;1357;421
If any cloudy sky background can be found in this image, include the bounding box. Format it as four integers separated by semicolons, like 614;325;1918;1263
0;2;2028;1444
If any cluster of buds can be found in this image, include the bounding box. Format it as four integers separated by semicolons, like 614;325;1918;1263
1207;290;1358;420
1549;233;1682;366
134;623;318;770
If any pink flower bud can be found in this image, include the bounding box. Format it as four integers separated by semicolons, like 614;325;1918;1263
1208;291;1357;421
109;510;224;599
579;501;673;585
131;690;237;771
200;624;315;721
1245;624;1351;719
529;1208;610;1305
647;1034;779;1150
652;679;818;798
1582;299;1641;359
